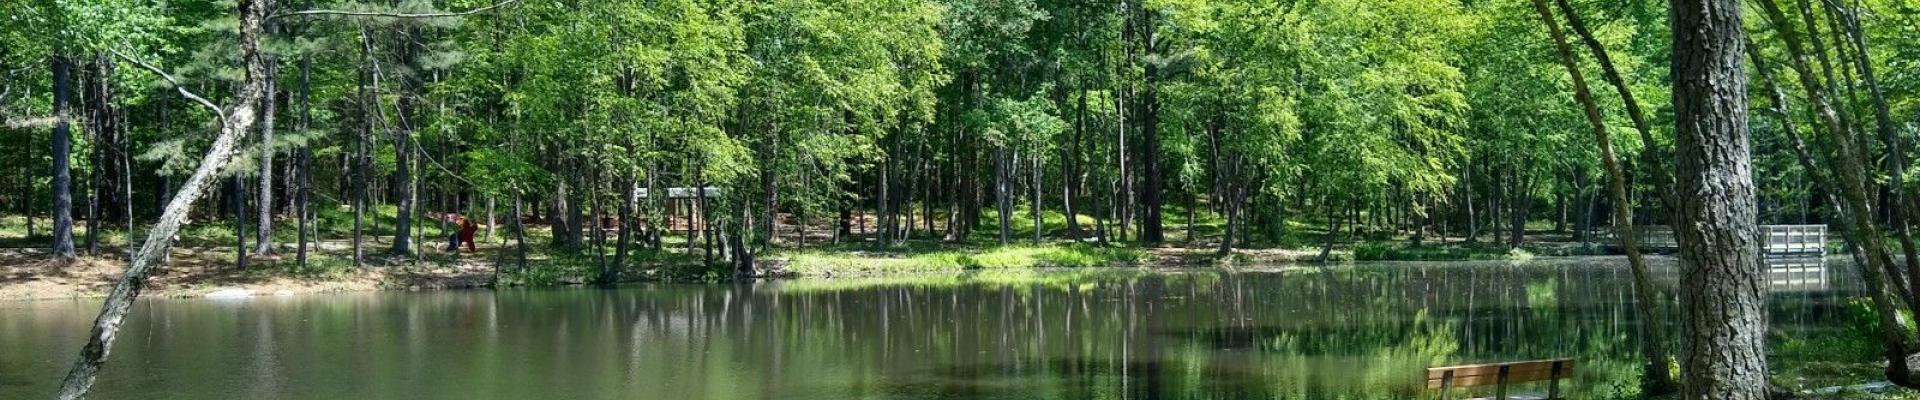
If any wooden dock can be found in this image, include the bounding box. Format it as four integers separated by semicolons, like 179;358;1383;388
1600;224;1827;255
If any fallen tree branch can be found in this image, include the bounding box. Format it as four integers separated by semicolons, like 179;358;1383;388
270;0;519;20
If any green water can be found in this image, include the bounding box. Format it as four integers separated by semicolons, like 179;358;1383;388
0;257;1862;399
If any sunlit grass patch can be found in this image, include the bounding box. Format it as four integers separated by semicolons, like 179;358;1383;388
778;244;1147;276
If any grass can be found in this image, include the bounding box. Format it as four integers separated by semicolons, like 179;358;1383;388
1351;241;1540;261
777;244;1149;276
769;268;1173;293
1770;298;1901;391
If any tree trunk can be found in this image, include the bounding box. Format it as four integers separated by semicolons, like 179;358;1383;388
56;0;273;394
1668;1;1768;397
1529;0;1676;393
255;26;279;256
612;178;635;281
83;58;102;256
1031;152;1043;245
1555;0;1675;213
1508;175;1528;248
387;26;421;256
879;133;895;248
1755;2;1920;383
233;176;248;270
1830;0;1920;306
996;147;1012;245
353;23;374;268
50;55;77;261
1751;38;1911;354
296;32;313;268
1064;85;1086;240
591;166;609;283
1137;7;1164;245
1465;161;1478;243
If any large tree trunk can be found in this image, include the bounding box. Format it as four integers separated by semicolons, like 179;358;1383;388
353;23;374;268
1063;85;1086;240
83;57;103;256
388;26;420;256
1137;6;1164;244
1668;1;1767;398
255;24;279;256
56;0;273;395
296;31;313;268
1529;0;1676;394
50;55;77;261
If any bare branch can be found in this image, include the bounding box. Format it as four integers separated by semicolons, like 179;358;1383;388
109;49;227;128
271;0;519;20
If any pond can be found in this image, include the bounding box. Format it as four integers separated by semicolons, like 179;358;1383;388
0;257;1865;399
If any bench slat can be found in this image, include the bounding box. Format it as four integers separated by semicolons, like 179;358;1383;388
1425;359;1574;389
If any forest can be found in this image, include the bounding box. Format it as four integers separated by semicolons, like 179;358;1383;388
1;0;1918;398
3;0;1915;275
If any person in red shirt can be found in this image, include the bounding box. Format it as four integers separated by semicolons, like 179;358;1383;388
458;216;479;253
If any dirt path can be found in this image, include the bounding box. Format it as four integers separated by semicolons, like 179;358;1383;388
0;248;496;302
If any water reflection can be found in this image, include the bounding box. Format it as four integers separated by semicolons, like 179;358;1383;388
0;257;1864;399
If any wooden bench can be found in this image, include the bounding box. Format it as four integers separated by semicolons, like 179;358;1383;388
1426;359;1574;400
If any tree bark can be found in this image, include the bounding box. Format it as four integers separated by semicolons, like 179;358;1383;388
1555;0;1675;213
388;26;421;256
255;22;279;256
50;55;77;261
1758;0;1920;384
996;147;1012;245
353;23;373;268
1829;0;1920;307
1137;4;1164;244
296;27;313;268
57;0;273;395
1668;1;1767;398
1529;0;1676;394
1031;150;1043;244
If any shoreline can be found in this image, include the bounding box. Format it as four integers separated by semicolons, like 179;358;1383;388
0;245;1657;302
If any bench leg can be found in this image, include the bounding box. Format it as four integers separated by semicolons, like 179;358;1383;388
1440;371;1455;400
1547;361;1564;399
1494;365;1509;400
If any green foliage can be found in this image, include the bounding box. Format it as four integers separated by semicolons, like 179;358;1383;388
780;244;1146;276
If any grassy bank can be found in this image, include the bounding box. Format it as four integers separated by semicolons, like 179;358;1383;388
775;244;1149;276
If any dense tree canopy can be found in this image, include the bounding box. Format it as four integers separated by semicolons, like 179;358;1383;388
9;0;1920;397
1;0;1916;265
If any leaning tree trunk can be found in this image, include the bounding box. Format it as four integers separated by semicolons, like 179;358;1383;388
1758;0;1920;385
1830;0;1920;314
1528;0;1677;394
1750;41;1913;361
1554;0;1675;212
56;0;273;396
1668;1;1768;399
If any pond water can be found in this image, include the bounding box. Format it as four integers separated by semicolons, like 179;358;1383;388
0;257;1864;399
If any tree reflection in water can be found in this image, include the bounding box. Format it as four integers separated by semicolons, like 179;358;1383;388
0;258;1864;399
